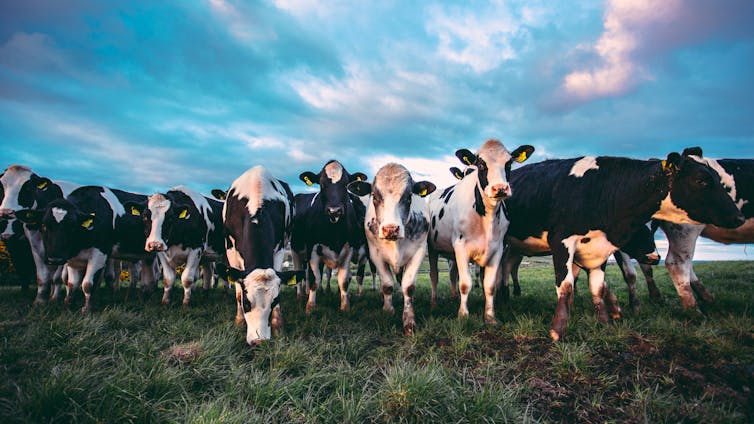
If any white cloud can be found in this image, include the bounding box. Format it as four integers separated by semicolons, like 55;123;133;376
562;0;681;101
426;1;521;73
364;154;461;190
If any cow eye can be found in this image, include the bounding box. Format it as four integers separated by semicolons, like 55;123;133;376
373;192;382;204
696;178;709;187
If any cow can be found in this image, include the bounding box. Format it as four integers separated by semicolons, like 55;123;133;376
0;220;36;290
427;139;535;324
501;151;744;340
126;185;225;306
0;165;79;304
16;185;158;312
634;149;754;311
220;165;296;344
292;160;367;313
347;163;435;334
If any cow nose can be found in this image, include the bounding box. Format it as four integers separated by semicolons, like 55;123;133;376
381;224;401;240
248;338;266;347
146;241;166;252
490;183;511;198
326;206;343;222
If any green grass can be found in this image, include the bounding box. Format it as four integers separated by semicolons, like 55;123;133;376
1;260;753;423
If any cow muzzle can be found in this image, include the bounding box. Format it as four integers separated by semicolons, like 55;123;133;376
326;206;343;223
380;224;402;240
146;241;166;252
489;183;511;199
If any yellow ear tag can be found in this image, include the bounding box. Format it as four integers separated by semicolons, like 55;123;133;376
420;188;428;197
517;151;528;162
130;206;140;216
303;176;313;186
286;275;298;286
661;160;667;171
356;175;363;181
37;181;48;190
178;209;188;219
463;156;471;165
81;218;94;229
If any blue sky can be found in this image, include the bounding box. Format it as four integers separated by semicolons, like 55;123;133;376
2;0;753;258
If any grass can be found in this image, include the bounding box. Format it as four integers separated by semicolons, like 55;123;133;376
0;260;752;423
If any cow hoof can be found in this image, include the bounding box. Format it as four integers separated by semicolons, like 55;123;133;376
550;328;563;341
182;303;190;311
513;287;521;297
161;299;170;306
383;305;395;314
305;303;315;314
485;317;499;326
33;299;45;307
403;324;415;336
235;315;244;326
80;307;91;314
339;303;349;312
457;310;469;319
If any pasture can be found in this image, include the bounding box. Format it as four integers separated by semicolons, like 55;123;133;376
0;260;752;423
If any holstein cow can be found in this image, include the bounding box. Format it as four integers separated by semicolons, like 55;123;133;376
635;148;754;311
293;160;367;313
0;165;79;303
126;186;224;306
221;165;300;344
428;139;535;324
347;163;436;334
502;151;744;340
17;186;158;312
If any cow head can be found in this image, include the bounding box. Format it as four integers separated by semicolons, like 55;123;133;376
219;265;304;345
656;149;744;228
621;225;660;265
16;199;96;265
348;163;435;240
300;160;367;224
0;165;54;220
455;140;534;201
127;194;192;252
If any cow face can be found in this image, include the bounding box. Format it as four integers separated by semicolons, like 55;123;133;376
300;160;367;224
659;152;744;229
621;225;660;265
455;140;534;200
0;165;54;219
17;200;95;265
221;266;304;345
130;194;192;252
348;163;435;240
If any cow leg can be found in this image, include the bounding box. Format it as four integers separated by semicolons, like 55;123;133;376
373;258;395;313
662;223;702;311
122;262;137;302
369;259;378;291
160;258;177;305
549;235;576;341
291;251;306;300
306;253;322;314
453;241;473;319
322;264;331;293
448;260;459;299
400;246;427;335
356;253;366;297
270;304;283;337
639;263;662;301
234;282;244;325
428;249;440;308
201;263;214;297
337;249;353;311
65;266;82;308
689;267;714;304
510;254;523;297
181;249;202;307
499;250;515;303
140;258;158;300
81;251;107;313
614;251;641;312
587;268;609;323
50;265;65;303
482;253;503;325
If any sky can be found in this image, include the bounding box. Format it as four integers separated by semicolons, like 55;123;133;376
1;0;753;259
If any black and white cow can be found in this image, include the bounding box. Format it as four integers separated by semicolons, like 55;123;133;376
635;150;754;310
428;139;534;324
221;165;297;344
0;165;79;303
293;160;367;313
126;186;224;306
502;151;744;340
348;163;436;334
16;186;157;312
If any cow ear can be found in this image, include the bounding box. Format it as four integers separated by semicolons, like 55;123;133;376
211;189;227;200
80;213;95;230
450;167;465;180
124;201;145;217
350;172;368;183
34;177;53;190
276;270;305;286
662;152;682;175
16;209;43;226
511;145;535;163
347;181;371;197
299;171;319;186
455;149;476;166
412;181;436;197
682;147;703;157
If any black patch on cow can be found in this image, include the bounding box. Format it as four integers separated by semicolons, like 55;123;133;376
367;218;379;237
431;215;436;228
476;157;489;189
459;234;463;240
438;208;445;220
382;285;393;296
718;159;754;219
440;187;454;204
434;230;438;243
473;186;485;216
406;285;415;297
237;280;253;313
404;213;429;241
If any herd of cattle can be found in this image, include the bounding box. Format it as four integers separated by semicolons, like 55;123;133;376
1;140;752;344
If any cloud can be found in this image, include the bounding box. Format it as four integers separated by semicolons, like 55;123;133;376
364;154;463;190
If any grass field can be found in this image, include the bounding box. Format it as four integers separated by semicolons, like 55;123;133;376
0;260;752;423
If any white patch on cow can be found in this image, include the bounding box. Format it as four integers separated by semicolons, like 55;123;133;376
99;187;125;227
239;268;281;344
52;207;67;223
172;185;215;233
324;161;343;183
510;231;550;255
146;193;171;250
688;156;738;202
653;194;701;225
571;230;618;269
226;165;287;217
738;199;749;210
569;156;599;177
0;165;33;213
225;235;245;269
